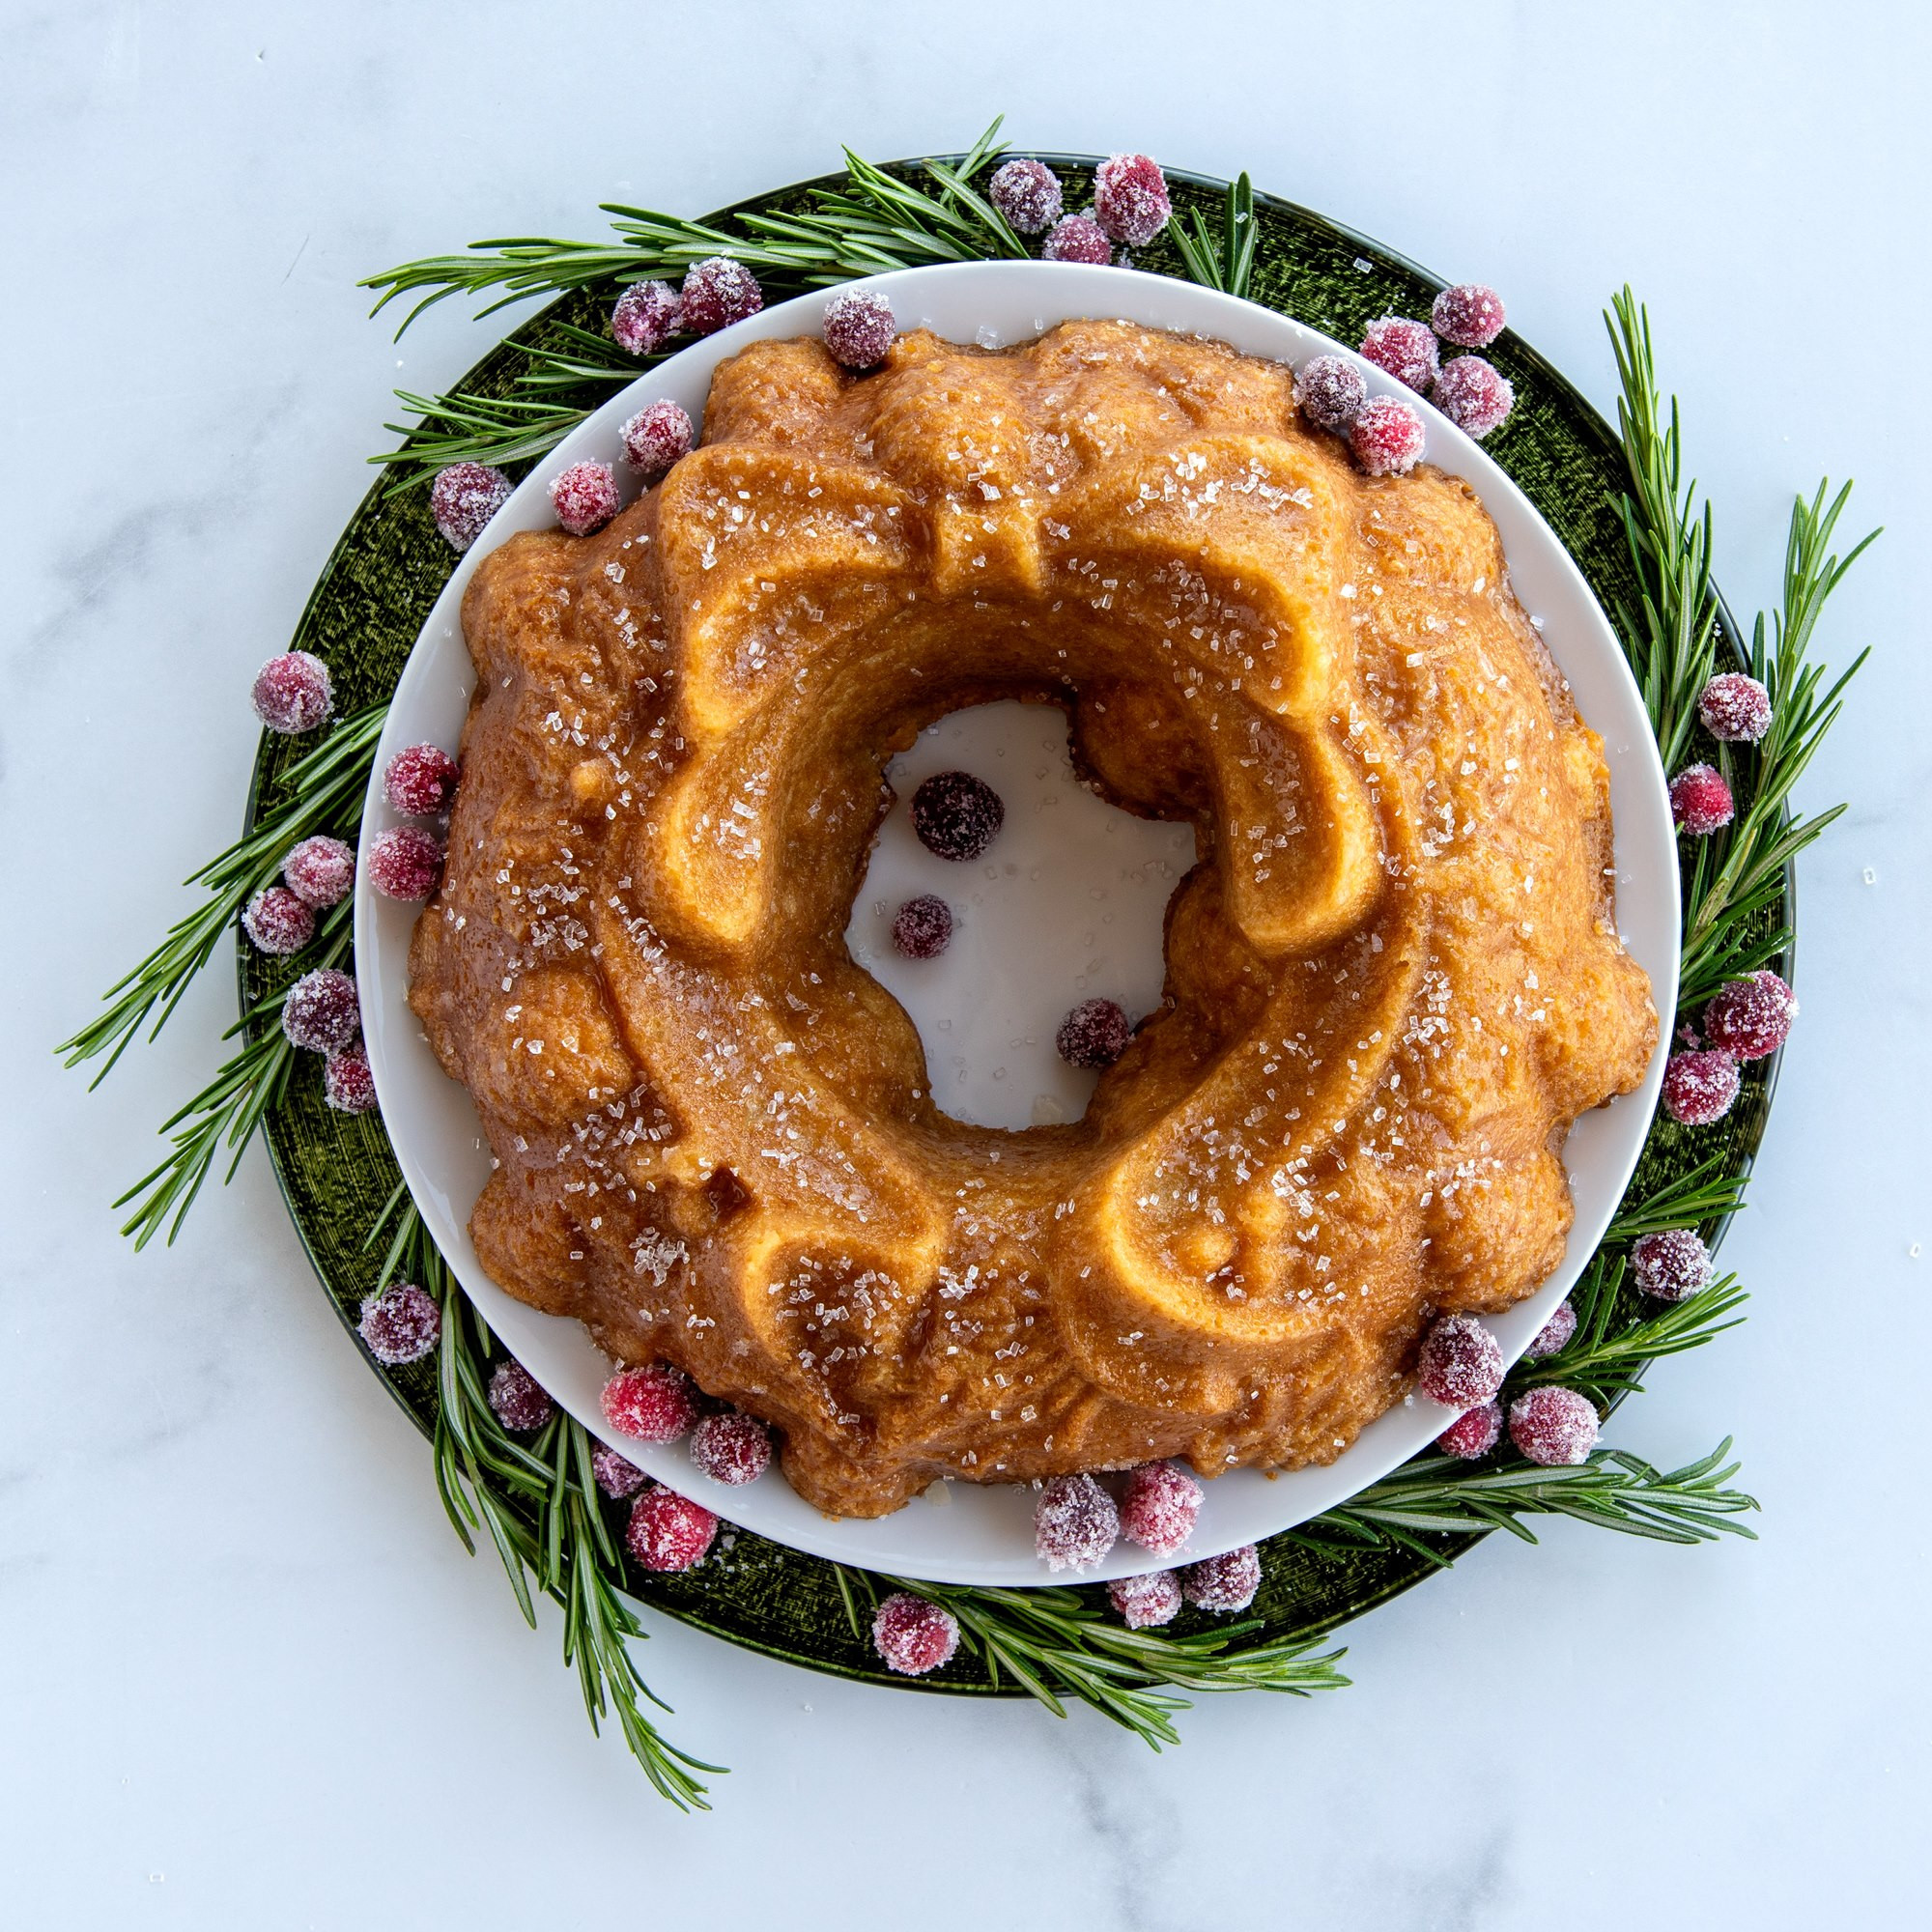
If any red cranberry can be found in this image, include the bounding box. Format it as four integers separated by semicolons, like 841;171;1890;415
430;462;513;553
592;1444;647;1499
1296;354;1368;435
1670;763;1734;836
871;1591;960;1675
384;743;459;817
1035;1472;1120;1570
282;835;355;909
323;1046;378;1115
1435;1401;1502;1459
1702;970;1795;1062
1416;1314;1505;1406
1108;1571;1183;1629
1180;1544;1262;1612
549;460;620;537
367;826;443;901
1431;284;1507;348
1057;998;1132;1070
358;1282;439;1365
252;651;334;734
910;770;1004;860
619;400;694;480
891;895;953;959
1631;1228;1713;1302
1508;1386;1599;1465
601;1364;698;1443
1041;214;1112;264
624;1485;718;1572
679;257;762;335
689;1410;772;1486
1524;1298;1577;1360
242;886;315;955
989;157;1064;235
1697;671;1773;744
1120;1462;1204;1556
822;288;896;369
281;968;360;1053
611;279;682;355
1662;1048;1741;1126
1350;395;1427;476
1360;317;1440;393
1433;356;1514;439
1094;154;1171;246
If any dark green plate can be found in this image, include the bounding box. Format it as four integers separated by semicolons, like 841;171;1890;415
244;155;1785;1694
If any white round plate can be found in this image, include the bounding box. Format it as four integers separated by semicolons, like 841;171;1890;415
357;261;1679;1587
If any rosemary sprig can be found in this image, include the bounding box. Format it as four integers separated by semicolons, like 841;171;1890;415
1607;1153;1748;1241
1172;171;1257;299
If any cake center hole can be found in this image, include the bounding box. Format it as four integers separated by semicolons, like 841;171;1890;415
843;700;1198;1131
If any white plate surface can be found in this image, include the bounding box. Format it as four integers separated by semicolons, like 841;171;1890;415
356;261;1678;1586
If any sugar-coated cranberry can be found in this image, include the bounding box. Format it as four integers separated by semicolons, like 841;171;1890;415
1508;1385;1599;1466
1094;154;1171;246
624;1484;718;1572
358;1282;440;1366
1662;1047;1741;1126
1041;214;1113;264
891;894;953;959
592;1443;647;1499
323;1046;378;1115
1435;1400;1502;1459
1350;395;1427;476
384;743;460;817
1631;1227;1713;1302
1035;1471;1120;1570
619;399;694;480
1057;998;1132;1070
1120;1462;1204;1556
822;287;896;369
1416;1313;1505;1406
601;1363;698;1443
689;1409;772;1486
430;462;514;553
1670;762;1734;836
989;156;1064;234
1433;356;1514;439
1296;354;1368;435
910;770;1004;860
281;967;360;1053
367;826;443;901
242;885;315;955
252;651;334;734
1431;284;1507;348
1360;317;1440;393
1181;1544;1262;1612
487;1359;554;1433
1697;671;1773;744
1108;1570;1183;1629
679;257;763;335
282;836;355;909
1703;970;1796;1062
549;460;620;537
611;279;682;355
1524;1298;1577;1360
871;1591;961;1675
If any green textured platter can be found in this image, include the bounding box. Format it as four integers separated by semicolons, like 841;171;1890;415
245;153;1786;1694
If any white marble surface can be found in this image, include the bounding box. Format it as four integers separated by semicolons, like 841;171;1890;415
3;3;1927;1922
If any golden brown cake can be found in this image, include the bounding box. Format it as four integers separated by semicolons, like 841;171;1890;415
407;319;1657;1519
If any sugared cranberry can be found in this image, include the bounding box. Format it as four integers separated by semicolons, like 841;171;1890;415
384;743;459;817
1296;354;1368;435
1035;1472;1120;1570
430;463;514;553
487;1359;554;1433
323;1046;378;1115
1524;1298;1577;1360
1670;762;1734;836
549;460;620;537
822;287;896;369
910;770;1004;861
1416;1313;1505;1406
1094;154;1171;246
1057;998;1132;1071
1508;1386;1599;1466
619;399;694;480
592;1443;647;1499
1435;1400;1502;1459
689;1409;772;1486
367;826;443;901
1108;1571;1183;1629
1631;1228;1713;1302
871;1592;961;1675
1662;1048;1741;1126
1433;356;1514;439
1120;1462;1204;1556
282;836;355;909
989;156;1064;234
679;257;762;335
891;895;953;959
611;279;682;355
1360;317;1440;393
624;1485;718;1572
1180;1544;1262;1612
602;1364;698;1443
1703;970;1796;1062
1350;395;1427;476
242;886;315;955
1697;671;1773;744
1431;284;1507;348
1041;213;1112;264
252;651;334;734
281;967;360;1053
358;1282;440;1366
